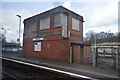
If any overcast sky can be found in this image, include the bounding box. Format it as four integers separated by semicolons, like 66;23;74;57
0;0;119;45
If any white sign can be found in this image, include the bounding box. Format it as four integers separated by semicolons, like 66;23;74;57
34;42;41;51
33;38;44;41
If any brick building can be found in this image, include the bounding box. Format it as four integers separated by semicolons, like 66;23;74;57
23;6;91;63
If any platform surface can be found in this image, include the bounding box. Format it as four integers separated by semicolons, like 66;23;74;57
1;53;119;79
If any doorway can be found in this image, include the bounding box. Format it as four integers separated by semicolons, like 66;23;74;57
70;46;73;63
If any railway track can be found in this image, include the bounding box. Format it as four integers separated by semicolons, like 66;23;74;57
1;70;16;80
1;57;97;80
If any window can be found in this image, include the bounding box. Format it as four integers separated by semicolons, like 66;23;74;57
34;42;41;51
40;17;50;30
61;14;67;27
54;13;68;38
24;24;28;33
28;21;37;32
72;18;79;31
54;14;61;27
54;13;67;28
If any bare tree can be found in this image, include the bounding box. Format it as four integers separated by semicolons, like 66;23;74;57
84;30;118;44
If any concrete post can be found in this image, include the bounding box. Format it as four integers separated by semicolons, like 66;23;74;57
116;46;119;70
70;46;73;63
0;35;2;80
111;47;116;68
93;47;97;67
80;46;84;64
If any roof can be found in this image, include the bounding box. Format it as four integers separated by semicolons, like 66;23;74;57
24;6;84;23
71;41;91;46
2;43;19;47
93;42;120;46
3;43;19;46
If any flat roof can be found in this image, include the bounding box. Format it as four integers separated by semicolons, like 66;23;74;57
71;41;91;46
92;42;120;46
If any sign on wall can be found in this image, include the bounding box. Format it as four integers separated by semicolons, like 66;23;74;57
33;38;44;41
34;42;41;51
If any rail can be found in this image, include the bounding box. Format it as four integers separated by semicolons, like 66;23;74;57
0;57;97;80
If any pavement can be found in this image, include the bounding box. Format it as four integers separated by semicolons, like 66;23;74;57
1;53;119;80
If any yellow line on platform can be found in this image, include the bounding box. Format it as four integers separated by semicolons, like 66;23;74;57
41;63;118;79
11;57;40;64
27;60;40;63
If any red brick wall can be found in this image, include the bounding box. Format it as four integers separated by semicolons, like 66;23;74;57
84;46;91;59
23;35;70;62
72;45;80;63
68;15;83;42
23;38;33;57
82;46;91;63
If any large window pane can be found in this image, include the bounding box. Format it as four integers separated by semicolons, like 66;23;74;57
28;21;37;32
54;13;68;38
40;17;50;30
24;24;28;33
54;13;67;27
61;14;67;27
61;14;68;38
72;18;79;31
54;14;61;27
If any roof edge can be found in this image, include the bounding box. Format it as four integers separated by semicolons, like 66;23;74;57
24;6;84;23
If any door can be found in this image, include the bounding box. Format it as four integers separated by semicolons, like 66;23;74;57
70;46;73;63
80;46;84;64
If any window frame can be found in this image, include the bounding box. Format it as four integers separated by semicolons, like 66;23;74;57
40;17;50;30
28;21;37;32
54;13;62;28
72;17;80;31
54;13;68;28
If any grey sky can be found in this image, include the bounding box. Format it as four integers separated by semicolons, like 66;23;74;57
0;0;119;45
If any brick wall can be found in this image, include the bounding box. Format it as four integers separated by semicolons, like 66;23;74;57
67;15;83;42
84;46;91;59
72;45;80;63
23;36;70;62
23;13;84;63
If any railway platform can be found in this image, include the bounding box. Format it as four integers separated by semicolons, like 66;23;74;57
1;53;119;80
